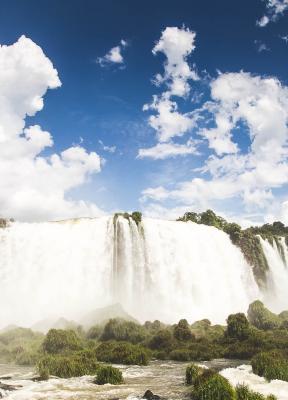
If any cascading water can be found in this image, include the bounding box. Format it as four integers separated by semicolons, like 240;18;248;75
0;215;280;328
259;236;288;313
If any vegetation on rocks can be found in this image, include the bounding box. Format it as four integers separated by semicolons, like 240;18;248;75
248;301;282;330
236;384;277;400
251;351;288;382
42;329;81;354
177;209;288;288
37;349;99;378
95;341;150;365
185;363;203;385
94;365;123;385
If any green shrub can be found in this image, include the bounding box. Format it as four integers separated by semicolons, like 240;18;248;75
186;363;202;385
226;313;250;340
96;341;150;365
131;211;142;225
235;384;277;400
101;319;146;344
94;365;123;385
236;384;265;400
37;350;99;378
170;349;191;361
86;325;103;340
43;329;81;354
174;319;194;341
191;373;236;400
149;329;174;351
188;341;221;361
251;351;288;382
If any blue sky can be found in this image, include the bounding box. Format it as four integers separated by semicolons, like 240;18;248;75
0;0;288;224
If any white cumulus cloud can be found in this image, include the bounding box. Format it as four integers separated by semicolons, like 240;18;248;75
257;0;288;27
97;39;128;67
0;35;103;222
141;71;288;223
139;26;199;159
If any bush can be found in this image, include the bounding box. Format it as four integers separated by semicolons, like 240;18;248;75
149;329;174;351
170;349;191;361
37;350;99;378
96;341;150;365
251;351;288;382
235;384;277;400
186;363;202;385
188;341;221;361
226;313;250;340
43;329;81;354
191;373;236;400
236;384;264;400
101;319;146;344
86;325;102;340
174;319;194;341
94;365;123;385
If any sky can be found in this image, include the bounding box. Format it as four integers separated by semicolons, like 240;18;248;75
0;0;288;225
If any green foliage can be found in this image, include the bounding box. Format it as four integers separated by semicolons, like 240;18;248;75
144;320;164;333
131;211;142;225
0;327;44;365
101;318;146;344
191;372;236;400
173;319;194;341
169;349;191;361
252;351;288;382
235;384;277;400
95;341;150;365
186;363;202;385
86;325;103;340
226;313;250;340
43;329;81;354
37;350;99;378
248;221;288;237
248;301;281;330
177;209;288;287
149;329;174;351
94;365;124;385
188;340;222;361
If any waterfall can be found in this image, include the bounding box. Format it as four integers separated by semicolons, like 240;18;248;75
259;236;288;313
0;216;264;328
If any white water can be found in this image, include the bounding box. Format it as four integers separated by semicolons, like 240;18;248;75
0;216;261;327
221;364;288;400
2;362;288;400
259;236;288;313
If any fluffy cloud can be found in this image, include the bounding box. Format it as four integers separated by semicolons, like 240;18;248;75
97;39;127;67
141;72;288;222
257;0;288;27
0;35;103;221
137;139;198;160
139;27;199;158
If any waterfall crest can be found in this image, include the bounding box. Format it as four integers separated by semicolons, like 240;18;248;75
1;215;284;328
259;236;288;313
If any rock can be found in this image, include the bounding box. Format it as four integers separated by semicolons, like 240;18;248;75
0;382;22;391
143;390;161;400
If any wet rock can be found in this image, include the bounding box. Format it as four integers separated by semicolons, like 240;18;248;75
143;390;161;400
0;382;22;391
0;376;12;380
31;376;49;382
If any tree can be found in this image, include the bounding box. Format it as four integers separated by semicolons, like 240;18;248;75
226;313;250;340
42;329;81;354
174;319;194;341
